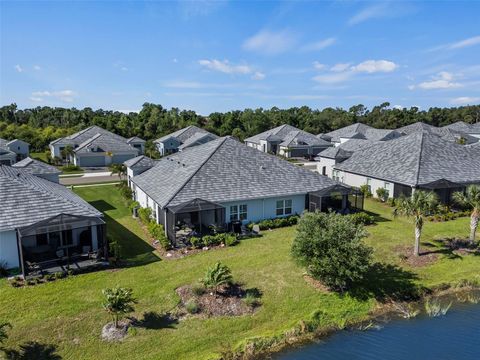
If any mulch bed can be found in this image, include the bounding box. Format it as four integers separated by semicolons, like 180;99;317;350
394;245;439;267
176;284;256;317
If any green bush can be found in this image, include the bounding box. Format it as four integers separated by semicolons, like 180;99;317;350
202;235;221;247
376;188;389;202
191;283;205;296
128;201;140;213
189;236;202;248
185;299;200;314
224;233;238;247
61;164;81;172
359;185;372;198
248;215;300;231
386;198;396;207
147;222;171;250
117;183;133;200
349;212;375;226
138;207;152;225
202;262;233;293
291;212;373;292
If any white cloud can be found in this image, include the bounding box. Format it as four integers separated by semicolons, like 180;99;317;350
243;29;296;55
410;72;462;90
30;90;77;102
330;63;352;72
251;71;266;80
351;60;398;73
450;97;480;105
198;59;253;74
313;72;353;84
33;65;41;71
14;64;23;73
313;61;326;70
393;105;404;110
348;3;388;25
431;35;480;51
301;37;336;52
117;109;140;114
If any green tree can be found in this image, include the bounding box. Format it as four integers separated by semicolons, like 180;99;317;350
102;287;137;328
394;190;439;256
453;185;480;243
202;262;233;294
291;212;373;292
60;145;74;164
109;163;127;181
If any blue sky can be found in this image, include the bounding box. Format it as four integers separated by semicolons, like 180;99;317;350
1;0;479;114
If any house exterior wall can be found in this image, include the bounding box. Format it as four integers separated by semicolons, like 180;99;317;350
316;157;336;176
129;142;145;154
7;140;29;158
134;186;158;215
36;173;60;183
220;194;306;224
156;138;181;156
0;153;16;165
49;143;63;159
0;230;19;269
335;170;395;198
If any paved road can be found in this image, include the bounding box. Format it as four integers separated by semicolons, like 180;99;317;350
60;173;121;186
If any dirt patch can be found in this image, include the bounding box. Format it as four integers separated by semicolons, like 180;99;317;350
303;275;331;293
176;284;258;317
394;245;439;267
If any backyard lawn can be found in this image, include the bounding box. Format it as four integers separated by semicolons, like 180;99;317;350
0;185;478;360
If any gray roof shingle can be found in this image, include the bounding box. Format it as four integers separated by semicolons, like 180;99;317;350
124;155;157;171
12;157;61;175
335;131;480;187
154;125;214;144
0;166;102;231
133;137;346;208
317;139;378;159
245;124;331;147
74;133;138;154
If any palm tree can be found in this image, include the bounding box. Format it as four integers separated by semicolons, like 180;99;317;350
453;185;480;243
102;287;137;328
394;190;438;256
202;262;233;294
109;164;127;181
60;145;74;164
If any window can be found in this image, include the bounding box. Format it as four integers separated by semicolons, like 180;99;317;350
276;199;292;216
322;166;327;176
332;170;341;182
366;178;372;193
384;182;391;198
230;204;247;221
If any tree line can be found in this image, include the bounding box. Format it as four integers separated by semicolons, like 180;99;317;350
0;102;479;151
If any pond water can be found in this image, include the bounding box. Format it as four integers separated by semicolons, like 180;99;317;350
275;301;480;360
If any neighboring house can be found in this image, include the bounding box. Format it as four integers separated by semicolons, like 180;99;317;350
12;157;61;183
397;121;478;144
332;131;480;204
0;147;16;165
50;126;143;167
124;155;157;186
324;123;402;146
315;139;377;177
154;125;218;156
130;137;361;244
244;124;331;158
0;138;30;161
442;121;480;140
0;165;106;275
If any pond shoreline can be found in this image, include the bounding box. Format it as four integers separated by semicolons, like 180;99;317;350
222;284;480;360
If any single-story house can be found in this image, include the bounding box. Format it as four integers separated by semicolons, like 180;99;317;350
315;139;377;177
0;138;30;162
245;124;332;158
0;165;106;276
332;131;480;203
49;126;143;167
12;157;61;183
154;125;218;156
324;123;403;146
124;155;157;186
130;136;362;244
398;121;478;144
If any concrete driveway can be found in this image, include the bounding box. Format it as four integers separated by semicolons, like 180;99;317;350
60;171;121;185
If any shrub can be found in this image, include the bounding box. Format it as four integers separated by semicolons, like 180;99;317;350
45;274;55;282
191;283;205;296
249;215;300;231
349;212;375;226
189;236;202;248
147;222;171;250
202;262;233;293
359;185;372;198
376;188;389;202
185;299;200;314
291;212;373;292
202;235;221;247
54;271;65;280
386;198;396;207
128;201;140;213
224;233;238;247
118;184;133;200
102;287;137;328
61;164;81;172
109;239;122;262
138;207;152;225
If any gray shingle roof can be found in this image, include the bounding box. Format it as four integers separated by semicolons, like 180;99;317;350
317;139;377;160
133;137;346;208
74;133;138;154
0;165;102;231
50;126;127;146
245;124;330;147
325;123;374;142
127;136;146;144
443;121;480;134
335;131;480;187
12;157;61;175
154;125;213;144
124;155;157;171
177;132;219;150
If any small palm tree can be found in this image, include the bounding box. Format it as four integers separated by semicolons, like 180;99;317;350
109;164;127;180
102;287;137;328
453;185;480;243
394;190;438;256
0;322;11;344
202;262;233;294
60;145;74;164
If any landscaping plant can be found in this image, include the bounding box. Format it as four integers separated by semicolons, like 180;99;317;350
453;185;480;243
394;191;439;256
202;262;233;294
0;322;11;345
102;287;137;328
291;211;373;292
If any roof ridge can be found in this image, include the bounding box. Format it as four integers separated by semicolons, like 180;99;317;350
163;137;228;208
413;131;426;186
74;133;104;152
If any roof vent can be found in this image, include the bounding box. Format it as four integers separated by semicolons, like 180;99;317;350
260;165;266;170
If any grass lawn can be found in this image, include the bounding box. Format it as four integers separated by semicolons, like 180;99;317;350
30;152;49;163
0;187;479;359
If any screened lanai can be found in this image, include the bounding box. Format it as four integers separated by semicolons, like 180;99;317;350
308;185;363;213
17;213;107;276
166;198;226;245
